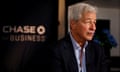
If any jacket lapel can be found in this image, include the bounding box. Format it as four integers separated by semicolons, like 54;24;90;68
85;42;95;72
86;43;91;72
62;34;78;72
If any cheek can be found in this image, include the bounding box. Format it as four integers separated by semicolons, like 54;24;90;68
78;25;88;32
76;26;88;36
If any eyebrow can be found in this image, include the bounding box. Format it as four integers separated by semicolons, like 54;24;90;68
85;18;96;20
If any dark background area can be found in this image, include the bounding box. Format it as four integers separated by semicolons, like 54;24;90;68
0;0;58;72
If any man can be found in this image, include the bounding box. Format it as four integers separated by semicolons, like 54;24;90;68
51;2;109;72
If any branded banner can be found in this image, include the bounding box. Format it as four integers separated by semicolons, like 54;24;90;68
0;0;58;72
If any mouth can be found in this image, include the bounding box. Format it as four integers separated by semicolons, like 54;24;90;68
87;32;95;36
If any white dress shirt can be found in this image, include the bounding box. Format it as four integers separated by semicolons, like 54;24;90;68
70;32;88;72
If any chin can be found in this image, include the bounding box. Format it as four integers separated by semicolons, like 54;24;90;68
86;37;93;41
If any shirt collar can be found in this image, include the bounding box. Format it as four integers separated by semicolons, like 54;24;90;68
69;32;88;50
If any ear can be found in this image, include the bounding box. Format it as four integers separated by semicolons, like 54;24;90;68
70;19;76;30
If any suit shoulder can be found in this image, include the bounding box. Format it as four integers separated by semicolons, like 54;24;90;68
88;41;104;51
89;41;102;47
52;38;66;49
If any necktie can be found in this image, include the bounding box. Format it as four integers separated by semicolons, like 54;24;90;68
80;48;83;72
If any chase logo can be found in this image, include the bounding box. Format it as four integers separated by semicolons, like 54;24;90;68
2;25;46;42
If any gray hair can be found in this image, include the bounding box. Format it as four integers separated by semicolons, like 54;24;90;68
68;2;97;31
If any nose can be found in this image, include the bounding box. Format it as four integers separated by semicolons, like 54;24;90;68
90;22;96;31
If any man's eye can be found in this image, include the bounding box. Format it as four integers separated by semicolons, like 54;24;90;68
84;21;91;24
84;20;96;24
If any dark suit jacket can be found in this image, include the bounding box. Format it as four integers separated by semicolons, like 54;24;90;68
51;34;109;72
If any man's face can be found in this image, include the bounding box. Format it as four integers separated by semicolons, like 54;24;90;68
71;11;96;41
